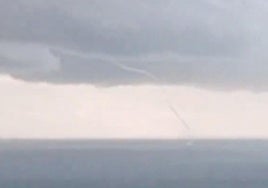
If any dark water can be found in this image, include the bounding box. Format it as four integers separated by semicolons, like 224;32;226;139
0;140;268;188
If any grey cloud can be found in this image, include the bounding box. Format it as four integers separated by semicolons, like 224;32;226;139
0;42;60;76
0;0;268;90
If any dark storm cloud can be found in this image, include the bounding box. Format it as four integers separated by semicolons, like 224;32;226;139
0;0;268;90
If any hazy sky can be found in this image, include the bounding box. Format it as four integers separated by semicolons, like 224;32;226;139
1;0;268;138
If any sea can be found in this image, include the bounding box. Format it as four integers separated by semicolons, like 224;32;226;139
0;139;268;188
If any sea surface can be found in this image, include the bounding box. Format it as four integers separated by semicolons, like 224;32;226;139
0;139;268;188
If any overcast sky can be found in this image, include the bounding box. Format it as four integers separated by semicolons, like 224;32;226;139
1;0;268;138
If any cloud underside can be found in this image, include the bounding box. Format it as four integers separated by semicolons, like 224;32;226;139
1;0;268;90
